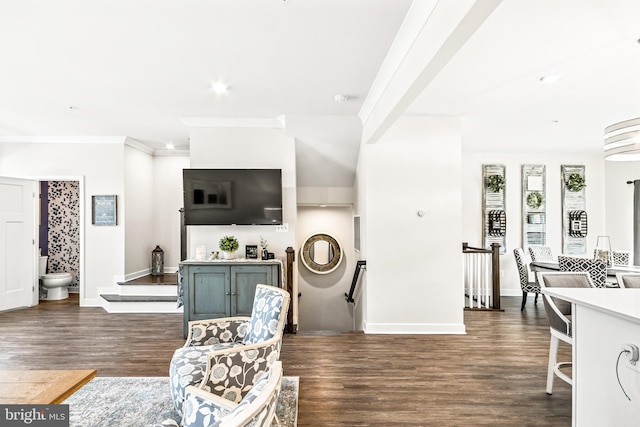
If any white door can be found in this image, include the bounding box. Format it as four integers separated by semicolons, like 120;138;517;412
0;176;37;311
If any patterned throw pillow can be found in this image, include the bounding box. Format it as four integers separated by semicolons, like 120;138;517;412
243;286;285;345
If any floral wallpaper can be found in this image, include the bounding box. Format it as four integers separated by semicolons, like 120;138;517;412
47;181;80;290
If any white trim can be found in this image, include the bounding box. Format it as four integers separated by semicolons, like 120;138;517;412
124;138;154;155
364;321;466;334
0;135;126;144
501;288;524;297
358;0;438;126
181;117;285;129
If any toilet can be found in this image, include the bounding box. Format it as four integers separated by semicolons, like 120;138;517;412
39;256;71;300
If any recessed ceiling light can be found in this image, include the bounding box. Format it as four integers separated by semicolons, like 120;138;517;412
165;143;175;150
334;94;349;103
211;82;228;94
540;74;562;84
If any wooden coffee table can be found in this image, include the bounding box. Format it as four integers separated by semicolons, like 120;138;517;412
0;369;96;404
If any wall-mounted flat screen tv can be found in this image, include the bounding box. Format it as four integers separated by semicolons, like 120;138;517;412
183;169;283;226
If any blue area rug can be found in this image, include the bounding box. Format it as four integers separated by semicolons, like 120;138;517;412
63;376;298;427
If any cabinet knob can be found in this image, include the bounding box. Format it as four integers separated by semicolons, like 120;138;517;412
225;292;230;296
232;292;237;296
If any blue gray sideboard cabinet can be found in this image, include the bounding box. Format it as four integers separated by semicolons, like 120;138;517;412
179;260;282;337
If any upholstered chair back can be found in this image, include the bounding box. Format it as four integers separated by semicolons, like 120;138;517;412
243;284;290;345
617;273;640;288
558;255;607;288
537;272;594;336
528;246;554;262
513;248;529;289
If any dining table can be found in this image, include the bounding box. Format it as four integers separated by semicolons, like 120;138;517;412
530;260;640;283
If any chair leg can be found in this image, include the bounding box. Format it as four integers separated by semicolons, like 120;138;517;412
547;334;560;395
521;291;528;311
534;293;539;304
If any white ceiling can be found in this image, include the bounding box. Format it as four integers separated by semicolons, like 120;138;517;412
1;0;639;187
409;0;640;155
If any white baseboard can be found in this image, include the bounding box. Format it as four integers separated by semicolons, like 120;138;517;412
363;321;466;335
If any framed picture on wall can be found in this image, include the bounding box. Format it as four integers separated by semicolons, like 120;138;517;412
92;195;117;226
245;245;258;259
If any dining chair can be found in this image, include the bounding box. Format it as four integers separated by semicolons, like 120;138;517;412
616;273;640;288
558;255;607;288
537;271;595;395
513;248;540;311
612;250;632;267
528;246;554;262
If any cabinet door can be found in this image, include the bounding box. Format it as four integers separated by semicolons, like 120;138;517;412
230;265;275;317
189;266;230;321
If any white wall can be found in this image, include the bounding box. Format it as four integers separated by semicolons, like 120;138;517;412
605;160;640;259
297;206;355;331
124;146;155;276
153;154;190;269
187;127;299;323
0;141;125;304
462;152;606;295
362;115;465;334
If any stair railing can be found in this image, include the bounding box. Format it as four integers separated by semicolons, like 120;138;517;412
462;242;502;311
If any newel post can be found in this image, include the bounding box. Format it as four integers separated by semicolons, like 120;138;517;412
491;243;501;310
285;247;296;333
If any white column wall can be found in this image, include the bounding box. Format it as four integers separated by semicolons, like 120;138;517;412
124;145;154;276
187;127;299;323
363;115;464;334
462;152;606;295
153;154;190;269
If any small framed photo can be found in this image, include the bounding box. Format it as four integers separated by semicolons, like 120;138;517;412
92;195;117;226
245;245;258;259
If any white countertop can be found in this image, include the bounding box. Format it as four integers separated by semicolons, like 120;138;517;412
543;287;640;324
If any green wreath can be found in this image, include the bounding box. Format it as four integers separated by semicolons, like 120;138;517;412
486;175;506;192
526;191;543;209
566;173;586;192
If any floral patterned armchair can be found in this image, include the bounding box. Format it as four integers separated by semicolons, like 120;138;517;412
169;284;290;416
158;361;283;427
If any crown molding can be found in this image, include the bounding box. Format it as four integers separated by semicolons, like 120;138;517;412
181;115;286;129
0;135;127;144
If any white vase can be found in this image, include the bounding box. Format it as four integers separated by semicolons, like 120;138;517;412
221;251;236;260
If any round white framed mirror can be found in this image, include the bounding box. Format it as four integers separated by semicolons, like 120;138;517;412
300;233;343;274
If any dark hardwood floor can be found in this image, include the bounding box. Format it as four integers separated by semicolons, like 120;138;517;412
0;294;571;426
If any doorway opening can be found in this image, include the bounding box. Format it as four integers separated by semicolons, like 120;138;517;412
38;178;84;305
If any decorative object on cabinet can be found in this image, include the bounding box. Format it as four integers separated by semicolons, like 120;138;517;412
521;165;546;249
300;233;343;274
91;195;117;226
482;164;506;254
245;245;258;259
219;235;239;260
561;165;586;255
178;260;282;337
260;236;269;260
